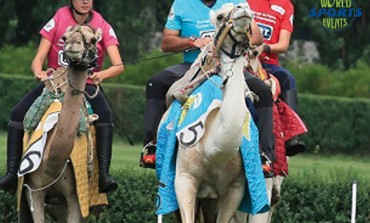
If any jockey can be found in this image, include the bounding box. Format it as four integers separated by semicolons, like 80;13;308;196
140;0;276;177
0;0;124;193
249;0;306;156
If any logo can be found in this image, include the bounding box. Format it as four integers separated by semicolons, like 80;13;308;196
43;19;55;32
309;0;362;31
257;23;273;40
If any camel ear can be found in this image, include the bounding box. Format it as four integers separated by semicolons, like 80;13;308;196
95;28;102;42
66;25;74;33
209;10;217;25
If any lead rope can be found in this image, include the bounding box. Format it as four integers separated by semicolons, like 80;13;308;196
24;160;70;212
81;98;94;181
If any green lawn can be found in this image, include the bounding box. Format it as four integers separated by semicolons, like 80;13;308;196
0;131;369;182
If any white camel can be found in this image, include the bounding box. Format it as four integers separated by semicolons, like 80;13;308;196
172;3;263;223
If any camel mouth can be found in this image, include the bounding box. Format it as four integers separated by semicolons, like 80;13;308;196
65;51;83;59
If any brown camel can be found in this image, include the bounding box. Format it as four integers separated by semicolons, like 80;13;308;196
18;25;102;223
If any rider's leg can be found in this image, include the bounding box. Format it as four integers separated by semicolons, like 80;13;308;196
245;72;275;177
0;121;24;191
95;122;118;193
264;64;306;156
141;63;191;168
85;85;117;192
0;84;44;192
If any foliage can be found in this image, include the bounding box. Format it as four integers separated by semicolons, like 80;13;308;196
0;74;38;129
1;170;369;222
0;42;37;75
114;49;182;86
274;175;370;223
1;74;370;153
1;0;369;68
101;83;146;143
299;94;370;154
1;42;370;100
285;59;370;98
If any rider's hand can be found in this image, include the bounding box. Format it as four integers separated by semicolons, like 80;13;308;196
34;71;48;81
191;37;212;49
90;72;104;85
248;43;267;59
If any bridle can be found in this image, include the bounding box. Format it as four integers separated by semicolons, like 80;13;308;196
213;7;253;59
62;25;100;97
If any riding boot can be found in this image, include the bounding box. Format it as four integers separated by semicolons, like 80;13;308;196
0;121;24;192
140;99;166;168
281;89;306;156
281;89;298;112
96;123;118;193
142;99;166;146
255;107;276;162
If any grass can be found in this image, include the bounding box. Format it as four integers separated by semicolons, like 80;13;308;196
0;131;369;182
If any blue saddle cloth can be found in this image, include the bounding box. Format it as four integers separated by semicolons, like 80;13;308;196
156;75;270;215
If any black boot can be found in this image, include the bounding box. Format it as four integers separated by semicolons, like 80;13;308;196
255;107;276;162
0;121;24;192
281;89;306;156
142;99;166;147
96;123;118;193
140;99;166;168
281;89;298;112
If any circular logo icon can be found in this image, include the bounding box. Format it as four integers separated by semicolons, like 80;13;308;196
309;0;362;31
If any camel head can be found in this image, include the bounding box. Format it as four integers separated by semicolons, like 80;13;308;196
210;3;253;58
62;25;102;69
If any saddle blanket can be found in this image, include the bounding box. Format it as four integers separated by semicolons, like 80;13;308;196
156;75;270;215
16;100;107;217
18;100;62;177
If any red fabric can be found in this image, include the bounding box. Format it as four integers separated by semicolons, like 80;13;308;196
272;101;308;176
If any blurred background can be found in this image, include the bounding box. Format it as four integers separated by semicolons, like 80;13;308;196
0;0;369;89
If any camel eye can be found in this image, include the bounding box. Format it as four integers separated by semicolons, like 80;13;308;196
217;15;224;21
62;36;67;42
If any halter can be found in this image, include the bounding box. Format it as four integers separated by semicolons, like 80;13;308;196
213;7;252;59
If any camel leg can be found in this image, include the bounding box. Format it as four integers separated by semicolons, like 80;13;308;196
25;189;46;223
231;211;247;223
216;182;245;223
57;166;83;223
248;177;274;223
175;173;199;223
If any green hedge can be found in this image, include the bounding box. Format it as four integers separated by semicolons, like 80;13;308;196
1;170;369;222
1;74;369;153
298;94;370;154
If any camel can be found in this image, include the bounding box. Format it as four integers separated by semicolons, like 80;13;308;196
167;3;267;223
18;25;103;223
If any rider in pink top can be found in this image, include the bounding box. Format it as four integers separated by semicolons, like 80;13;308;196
0;0;124;193
40;6;119;74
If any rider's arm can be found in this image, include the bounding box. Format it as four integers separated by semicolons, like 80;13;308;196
89;45;124;84
250;20;263;45
31;37;52;80
265;29;291;54
161;29;212;53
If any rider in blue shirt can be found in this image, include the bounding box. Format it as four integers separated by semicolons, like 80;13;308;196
140;0;275;177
